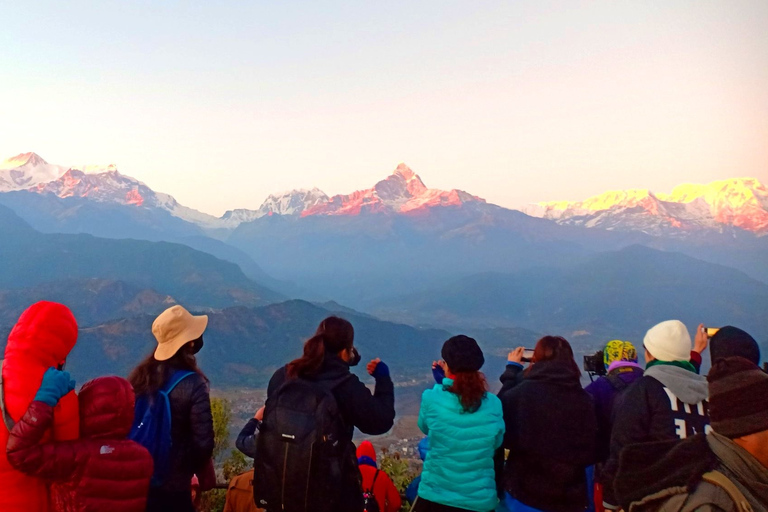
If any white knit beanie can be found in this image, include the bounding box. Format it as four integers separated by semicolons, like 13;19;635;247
643;320;692;362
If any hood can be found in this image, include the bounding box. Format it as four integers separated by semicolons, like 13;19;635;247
4;301;78;367
306;353;352;383
644;364;709;404
356;440;377;467
78;376;135;439
607;360;643;374
525;359;582;386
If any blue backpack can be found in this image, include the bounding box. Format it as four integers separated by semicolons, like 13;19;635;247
129;370;194;487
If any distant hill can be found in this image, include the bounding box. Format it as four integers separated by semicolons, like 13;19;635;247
0;278;176;327
40;300;455;387
373;245;768;347
0;191;291;292
0;205;284;311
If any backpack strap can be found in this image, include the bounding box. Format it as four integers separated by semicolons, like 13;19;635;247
369;469;380;492
701;471;754;512
161;370;195;397
0;360;16;432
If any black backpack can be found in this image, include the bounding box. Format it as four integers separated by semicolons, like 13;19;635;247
363;469;381;512
253;375;351;512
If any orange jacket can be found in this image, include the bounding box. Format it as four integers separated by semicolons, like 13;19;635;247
356;441;402;512
223;470;265;512
0;302;80;512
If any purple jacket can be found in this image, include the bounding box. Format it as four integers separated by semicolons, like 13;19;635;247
584;363;644;463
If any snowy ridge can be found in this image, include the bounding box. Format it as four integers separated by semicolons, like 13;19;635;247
524;178;768;235
3;153;766;236
0;152;69;192
302;163;484;216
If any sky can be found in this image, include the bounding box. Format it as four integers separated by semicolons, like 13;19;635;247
1;1;767;216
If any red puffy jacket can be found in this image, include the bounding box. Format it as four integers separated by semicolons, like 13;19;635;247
6;376;154;512
357;441;402;512
1;301;80;512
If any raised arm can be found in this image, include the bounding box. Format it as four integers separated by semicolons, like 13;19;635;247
338;360;395;435
6;369;79;480
235;406;264;459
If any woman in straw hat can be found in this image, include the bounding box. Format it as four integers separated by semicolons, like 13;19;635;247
128;305;214;512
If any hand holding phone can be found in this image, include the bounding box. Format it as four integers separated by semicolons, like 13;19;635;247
694;323;709;354
508;347;533;364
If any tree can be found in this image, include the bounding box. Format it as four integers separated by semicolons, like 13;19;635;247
199;397;249;512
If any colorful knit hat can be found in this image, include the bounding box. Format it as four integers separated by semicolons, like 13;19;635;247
707;356;768;439
603;340;638;370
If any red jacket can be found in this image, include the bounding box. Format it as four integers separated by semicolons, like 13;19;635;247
1;302;80;512
356;441;402;512
6;376;154;512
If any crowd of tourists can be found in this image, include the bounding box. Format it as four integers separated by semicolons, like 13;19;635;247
0;300;766;512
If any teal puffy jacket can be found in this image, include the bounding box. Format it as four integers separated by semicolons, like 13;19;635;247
417;378;505;511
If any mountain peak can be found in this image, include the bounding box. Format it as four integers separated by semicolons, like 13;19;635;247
393;163;417;180
1;152;48;170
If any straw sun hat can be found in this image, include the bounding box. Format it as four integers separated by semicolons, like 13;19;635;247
152;305;208;361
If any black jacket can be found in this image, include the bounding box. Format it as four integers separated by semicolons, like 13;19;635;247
498;362;598;512
163;371;215;492
600;367;710;506
251;354;395;512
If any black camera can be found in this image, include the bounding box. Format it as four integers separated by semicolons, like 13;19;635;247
584;351;606;378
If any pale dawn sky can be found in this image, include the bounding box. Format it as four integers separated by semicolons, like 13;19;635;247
1;1;767;216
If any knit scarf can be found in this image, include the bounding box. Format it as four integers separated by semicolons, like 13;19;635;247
708;432;768;510
646;359;696;373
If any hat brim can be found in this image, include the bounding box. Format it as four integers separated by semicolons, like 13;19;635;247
154;314;208;361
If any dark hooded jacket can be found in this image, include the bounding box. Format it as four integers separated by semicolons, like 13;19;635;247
6;376;154;512
601;364;710;506
246;354;395;512
161;367;214;492
499;361;598;512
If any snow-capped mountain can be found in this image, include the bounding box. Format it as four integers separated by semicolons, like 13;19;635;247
0;153;69;191
4;153;767;237
222;165;482;225
524;178;768;235
29;166;222;229
301;163;483;216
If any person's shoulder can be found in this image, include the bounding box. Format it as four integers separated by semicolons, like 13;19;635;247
586;375;612;394
182;371;209;392
483;391;503;410
421;383;446;398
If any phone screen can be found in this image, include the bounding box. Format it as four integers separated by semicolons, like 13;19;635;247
522;349;535;362
706;327;720;338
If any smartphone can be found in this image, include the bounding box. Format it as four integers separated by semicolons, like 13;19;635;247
705;327;720;338
521;349;535;363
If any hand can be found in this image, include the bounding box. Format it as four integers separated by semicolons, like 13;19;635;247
367;359;390;379
34;368;76;407
254;406;265;421
432;360;446;384
508;347;525;364
693;323;709;354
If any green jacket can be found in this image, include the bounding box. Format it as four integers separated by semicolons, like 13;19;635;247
417;379;505;511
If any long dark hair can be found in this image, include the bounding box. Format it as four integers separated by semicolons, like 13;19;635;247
129;341;208;396
287;316;354;378
448;371;489;413
530;335;581;376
